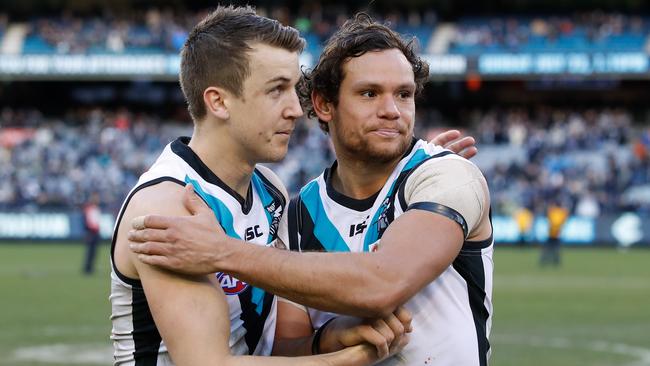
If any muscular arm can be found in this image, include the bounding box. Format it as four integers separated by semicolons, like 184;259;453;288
219;210;463;318
117;182;379;366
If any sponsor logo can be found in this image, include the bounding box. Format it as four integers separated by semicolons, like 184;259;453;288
349;216;370;237
244;225;263;241
216;272;249;295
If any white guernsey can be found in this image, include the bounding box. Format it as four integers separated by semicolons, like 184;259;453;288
280;139;493;365
111;137;287;364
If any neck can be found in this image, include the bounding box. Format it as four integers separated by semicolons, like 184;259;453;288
331;150;402;200
188;123;255;198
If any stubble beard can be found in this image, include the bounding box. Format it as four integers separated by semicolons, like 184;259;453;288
334;128;411;164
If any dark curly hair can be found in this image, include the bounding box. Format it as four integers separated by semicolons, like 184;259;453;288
297;13;430;133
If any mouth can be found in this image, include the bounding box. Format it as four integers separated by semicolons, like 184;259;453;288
275;129;293;137
370;128;401;138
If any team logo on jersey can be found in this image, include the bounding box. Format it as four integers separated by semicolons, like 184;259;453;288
265;201;284;239
376;197;393;236
216;272;249;295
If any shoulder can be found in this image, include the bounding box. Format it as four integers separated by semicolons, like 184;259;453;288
113;180;190;279
405;155;487;195
127;180;189;217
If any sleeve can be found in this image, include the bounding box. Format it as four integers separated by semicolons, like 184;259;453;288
403;156;490;238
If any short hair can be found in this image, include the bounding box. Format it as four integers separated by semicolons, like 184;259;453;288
180;5;305;121
298;13;430;133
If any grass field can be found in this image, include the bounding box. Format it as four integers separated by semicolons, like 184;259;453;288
0;243;649;366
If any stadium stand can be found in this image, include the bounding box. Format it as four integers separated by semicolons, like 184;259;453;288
1;106;648;220
450;13;649;55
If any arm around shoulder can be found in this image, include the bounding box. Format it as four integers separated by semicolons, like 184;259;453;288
117;182;380;366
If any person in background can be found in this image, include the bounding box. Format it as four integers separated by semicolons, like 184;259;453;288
540;199;569;267
514;205;534;247
82;192;101;275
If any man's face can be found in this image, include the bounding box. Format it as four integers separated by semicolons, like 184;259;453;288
328;48;416;164
227;43;303;163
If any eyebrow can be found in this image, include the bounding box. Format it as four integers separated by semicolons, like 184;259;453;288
351;81;416;90
265;76;292;85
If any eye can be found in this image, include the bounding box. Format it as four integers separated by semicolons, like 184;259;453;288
397;90;413;99
269;85;283;97
361;90;377;98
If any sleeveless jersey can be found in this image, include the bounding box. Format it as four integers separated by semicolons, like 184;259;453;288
284;139;494;366
110;137;285;365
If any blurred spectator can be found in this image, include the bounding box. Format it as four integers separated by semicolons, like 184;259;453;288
540;200;569;266
514;205;534;247
82;192;101;275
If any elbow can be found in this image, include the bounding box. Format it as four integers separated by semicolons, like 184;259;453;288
358;278;410;318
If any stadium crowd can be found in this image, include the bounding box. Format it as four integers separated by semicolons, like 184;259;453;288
17;6;435;55
14;9;649;55
1;107;648;218
462;107;650;217
451;12;649;53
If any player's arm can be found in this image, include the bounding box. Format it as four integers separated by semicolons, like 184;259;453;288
130;159;490;318
118;182;386;366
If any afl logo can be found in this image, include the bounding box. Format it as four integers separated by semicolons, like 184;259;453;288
216;272;249;295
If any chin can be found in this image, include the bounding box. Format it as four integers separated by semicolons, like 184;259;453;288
366;137;410;161
260;148;288;163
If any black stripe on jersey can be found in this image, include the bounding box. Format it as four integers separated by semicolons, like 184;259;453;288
287;196;301;252
132;288;162;366
171;137;255;214
110;176;186;287
407;202;468;239
464;234;493;249
295;198;327;252
452;252;490;366
254;168;287;207
238;287;275;354
396;150;457;212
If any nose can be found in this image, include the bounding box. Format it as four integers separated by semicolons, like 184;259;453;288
284;89;304;120
377;95;400;120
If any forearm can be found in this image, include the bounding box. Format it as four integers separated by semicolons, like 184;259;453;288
219;238;407;317
226;345;376;366
272;335;313;357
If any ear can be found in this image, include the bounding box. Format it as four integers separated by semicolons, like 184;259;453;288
311;90;334;123
203;87;231;120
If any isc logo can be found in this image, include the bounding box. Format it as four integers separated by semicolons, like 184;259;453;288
216;272;249;295
349;216;370;237
245;225;263;241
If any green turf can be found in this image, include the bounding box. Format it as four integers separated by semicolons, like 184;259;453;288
0;243;112;366
0;244;649;365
